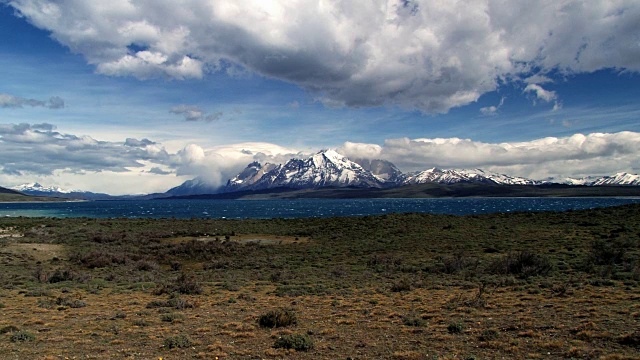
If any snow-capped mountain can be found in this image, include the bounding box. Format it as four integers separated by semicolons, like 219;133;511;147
226;162;278;191
403;168;540;186
589;172;640;186
166;148;640;196
549;172;640;186
12;182;79;194
225;150;385;191
11;182;112;199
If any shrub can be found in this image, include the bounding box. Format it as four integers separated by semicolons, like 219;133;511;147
390;278;412;292
587;238;635;266
273;334;314;351
258;308;297;328
479;328;500;341
56;297;87;308
134;260;159;271
618;331;640;347
48;269;76;283
160;313;184;323
487;251;553;279
154;273;202;295
10;330;35;342
163;334;192;349
402;315;426;327
0;325;19;335
447;321;464;334
441;251;479;274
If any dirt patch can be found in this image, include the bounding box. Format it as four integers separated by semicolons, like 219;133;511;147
0;227;23;239
1;243;65;262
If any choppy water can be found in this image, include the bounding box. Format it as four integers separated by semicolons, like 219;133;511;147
1;197;639;219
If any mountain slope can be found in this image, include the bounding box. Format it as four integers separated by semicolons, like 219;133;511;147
228;150;384;191
11;183;114;200
165;177;222;196
403;168;540;186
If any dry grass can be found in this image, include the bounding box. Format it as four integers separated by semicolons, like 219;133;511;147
1;205;639;358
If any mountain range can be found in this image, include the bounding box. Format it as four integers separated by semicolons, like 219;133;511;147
10;150;640;199
166;149;640;196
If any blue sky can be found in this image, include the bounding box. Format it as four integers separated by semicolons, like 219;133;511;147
1;1;639;194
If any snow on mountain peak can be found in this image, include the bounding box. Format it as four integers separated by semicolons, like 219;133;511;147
12;182;77;194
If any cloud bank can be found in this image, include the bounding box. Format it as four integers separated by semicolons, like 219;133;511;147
8;0;640;113
2;122;640;193
339;132;640;180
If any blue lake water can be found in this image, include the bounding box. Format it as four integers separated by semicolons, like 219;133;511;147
1;197;640;219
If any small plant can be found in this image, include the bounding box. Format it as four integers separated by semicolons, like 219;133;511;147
273;334;314;351
487;251;553;279
163;334;193;349
447;321;464;334
390;278;412;292
0;325;19;335
479;328;499;341
258;308;297;328
112;311;127;319
402;315;426;327
160;313;184;323
10;330;35;342
56;296;87;308
133;319;149;327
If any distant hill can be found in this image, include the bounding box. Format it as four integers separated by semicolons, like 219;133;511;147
0;185;65;202
0;186;22;195
166;182;640;200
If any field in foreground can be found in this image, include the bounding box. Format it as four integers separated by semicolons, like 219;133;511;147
1;205;640;359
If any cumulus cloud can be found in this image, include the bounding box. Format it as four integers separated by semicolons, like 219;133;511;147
339;131;640;180
8;1;640;113
172;142;302;187
0;123;169;176
0;93;65;109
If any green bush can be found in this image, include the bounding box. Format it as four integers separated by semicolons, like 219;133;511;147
487;251;553;279
163;334;192;349
10;330;35;342
402;315;426;327
160;313;184;323
447;321;464;334
273;334;314;351
0;325;19;335
258;308;297;328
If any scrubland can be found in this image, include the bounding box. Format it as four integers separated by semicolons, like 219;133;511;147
1;204;639;359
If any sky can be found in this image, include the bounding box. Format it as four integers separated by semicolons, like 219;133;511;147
0;0;639;195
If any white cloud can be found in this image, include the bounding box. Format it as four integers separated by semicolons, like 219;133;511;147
9;0;640;113
339;131;640;180
480;97;505;115
524;84;557;103
0;93;65;109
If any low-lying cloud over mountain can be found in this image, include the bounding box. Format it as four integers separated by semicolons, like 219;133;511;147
1;121;640;195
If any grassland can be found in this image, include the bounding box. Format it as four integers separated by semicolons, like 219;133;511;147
1;205;639;359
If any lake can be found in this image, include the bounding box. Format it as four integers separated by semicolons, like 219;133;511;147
1;197;640;219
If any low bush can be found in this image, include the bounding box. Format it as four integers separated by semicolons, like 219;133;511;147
0;325;19;334
163;334;192;349
487;251;553;279
10;330;35;342
447;321;464;334
258;308;297;328
273;334;314;351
